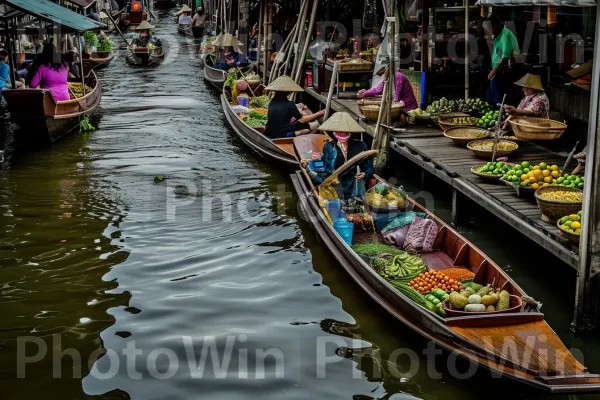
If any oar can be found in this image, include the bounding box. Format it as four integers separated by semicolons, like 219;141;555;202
105;11;134;57
562;141;580;172
299;164;333;225
236;66;256;97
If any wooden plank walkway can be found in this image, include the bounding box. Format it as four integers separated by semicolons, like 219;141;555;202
305;87;579;269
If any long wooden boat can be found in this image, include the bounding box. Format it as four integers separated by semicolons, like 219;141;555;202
177;23;193;36
126;40;165;66
154;0;177;8
203;62;227;90
290;139;600;393
3;71;101;143
85;51;115;69
221;89;310;166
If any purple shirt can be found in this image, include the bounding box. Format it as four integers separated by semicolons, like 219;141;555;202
30;64;70;102
363;71;418;111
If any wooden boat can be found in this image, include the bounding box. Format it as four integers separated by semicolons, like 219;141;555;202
290;139;600;393
3;70;101;143
203;62;227;90
85;51;115;69
177;23;193;36
126;39;165;66
221;85;326;166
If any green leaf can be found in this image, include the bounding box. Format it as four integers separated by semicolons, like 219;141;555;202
154;176;165;184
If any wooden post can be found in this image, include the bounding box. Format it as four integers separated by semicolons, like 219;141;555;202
293;0;318;85
323;61;338;120
238;0;249;56
573;6;600;332
257;0;263;80
464;0;469;100
286;0;308;77
5;20;16;89
78;32;86;90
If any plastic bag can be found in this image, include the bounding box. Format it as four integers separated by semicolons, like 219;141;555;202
364;182;407;211
231;105;251;114
351;166;366;198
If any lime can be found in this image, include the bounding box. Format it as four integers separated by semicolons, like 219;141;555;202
560;216;569;224
539;162;548;170
578;183;584;189
523;168;530;174
557;177;564;184
569;175;577;182
565;220;573;227
578;210;583;217
521;161;530;168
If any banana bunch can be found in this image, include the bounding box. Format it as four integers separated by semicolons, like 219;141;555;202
373;252;426;281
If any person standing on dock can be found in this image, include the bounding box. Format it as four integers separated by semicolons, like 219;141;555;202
357;67;418;112
191;7;206;38
485;15;519;105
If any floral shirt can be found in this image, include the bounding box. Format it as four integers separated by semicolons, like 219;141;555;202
518;92;550;118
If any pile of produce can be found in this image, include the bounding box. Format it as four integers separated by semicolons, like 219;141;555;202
98;38;114;53
538;189;583;202
447;285;511;313
371;253;427;281
406;108;429;119
554;173;584;189
392;283;448;316
437;267;475;281
68;82;93;99
559;211;582;234
249;95;270;109
346;213;374;231
468;141;516;152
243;109;268;128
426;97;491;116
407;270;465;293
245;73;260;81
439;116;478;127
474;161;512;177
477;110;499;129
364;183;407;209
502;161;563;189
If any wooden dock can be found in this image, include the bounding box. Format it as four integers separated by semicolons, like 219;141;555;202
305;87;579;269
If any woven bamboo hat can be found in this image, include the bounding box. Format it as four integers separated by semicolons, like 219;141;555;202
318;112;365;133
209;33;223;44
514;73;544;91
265;75;304;92
214;33;243;47
136;21;155;30
179;4;192;13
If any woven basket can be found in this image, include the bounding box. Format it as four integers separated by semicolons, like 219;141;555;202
430;112;470;127
444;127;489;146
534;186;583;223
557;220;580;243
337;62;373;71
359;102;404;123
466;139;519;160
471;163;514;181
510;117;567;141
438;116;479;131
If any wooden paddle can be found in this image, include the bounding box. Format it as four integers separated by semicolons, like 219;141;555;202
105;12;134;57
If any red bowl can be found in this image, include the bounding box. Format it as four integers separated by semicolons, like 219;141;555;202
442;294;523;317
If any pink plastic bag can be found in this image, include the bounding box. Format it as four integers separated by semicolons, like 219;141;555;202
404;217;438;252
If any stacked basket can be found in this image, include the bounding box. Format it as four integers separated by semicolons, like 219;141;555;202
358;100;404;123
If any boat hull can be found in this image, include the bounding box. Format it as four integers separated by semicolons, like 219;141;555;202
154;0;177;8
86;52;114;69
290;170;600;393
220;94;298;166
203;64;226;90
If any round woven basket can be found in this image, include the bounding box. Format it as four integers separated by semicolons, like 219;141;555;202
359;102;404;123
431;112;471;127
471;163;514;181
510;117;567;141
438;116;479;131
556;220;580;243
534;186;583;223
444;127;489;146
466;139;519;160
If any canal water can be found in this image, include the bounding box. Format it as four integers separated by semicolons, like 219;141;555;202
1;10;598;400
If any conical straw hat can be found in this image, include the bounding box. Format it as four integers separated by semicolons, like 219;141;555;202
318;112;365;133
136;20;155;30
265;75;304;92
513;73;544;91
179;4;192;13
214;33;243;47
209;33;223;44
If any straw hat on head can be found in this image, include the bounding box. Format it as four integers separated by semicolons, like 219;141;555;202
179;4;192;13
265;75;304;92
514;73;544;91
136;20;155;30
214;33;243;47
318;112;365;133
209;33;223;44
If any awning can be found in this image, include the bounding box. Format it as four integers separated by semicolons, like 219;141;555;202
65;0;98;9
0;0;105;33
476;0;596;6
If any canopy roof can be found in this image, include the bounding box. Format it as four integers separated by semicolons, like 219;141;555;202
65;0;97;9
476;0;595;6
0;0;105;33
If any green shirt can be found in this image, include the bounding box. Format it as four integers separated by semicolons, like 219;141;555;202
492;26;519;68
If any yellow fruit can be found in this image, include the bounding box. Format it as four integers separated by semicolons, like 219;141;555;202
542;183;550;187
575;228;581;234
551;171;560;178
533;166;541;170
531;183;539;190
521;174;528;182
529;177;537;184
569;214;581;221
544;176;553;183
571;221;581;229
527;171;535;178
550;165;559;171
542;170;551;177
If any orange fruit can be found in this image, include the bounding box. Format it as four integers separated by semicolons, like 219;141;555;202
542;170;551;177
550;165;559;171
551;171;560;178
531;183;540;190
542;182;550;187
527;171;535;178
544;176;553;183
529;177;537;184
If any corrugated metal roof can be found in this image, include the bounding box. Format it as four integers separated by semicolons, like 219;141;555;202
0;0;105;32
476;0;595;6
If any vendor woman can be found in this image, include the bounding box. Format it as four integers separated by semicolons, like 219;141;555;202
264;75;324;139
503;73;549;119
357;67;418;111
314;112;374;199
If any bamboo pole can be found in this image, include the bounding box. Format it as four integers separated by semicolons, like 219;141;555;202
323;61;338;120
262;0;268;82
270;15;300;83
283;0;308;77
266;0;273;80
257;0;263;81
464;0;469;100
293;0;318;85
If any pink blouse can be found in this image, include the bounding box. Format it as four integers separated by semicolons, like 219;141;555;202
30;64;70;102
517;92;550;118
362;71;418;111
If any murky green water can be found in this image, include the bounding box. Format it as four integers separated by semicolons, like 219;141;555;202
1;9;598;400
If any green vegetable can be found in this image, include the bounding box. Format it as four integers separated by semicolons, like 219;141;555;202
391;282;426;306
84;31;99;49
432;288;449;301
497;290;510;311
249;110;268;120
98;38;114;53
424;301;437;313
477;285;494;297
80;117;95;132
352;241;407;257
437;303;446;316
462;280;483;292
425;294;441;306
245;119;266;128
249;95;270;109
153;176;165;184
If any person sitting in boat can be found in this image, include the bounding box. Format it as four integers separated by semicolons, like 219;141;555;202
178;5;193;24
357;67;418;112
29;43;70;102
133;21;155;47
312;112;374;198
503;73;549;119
212;34;248;70
264;75;324;139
